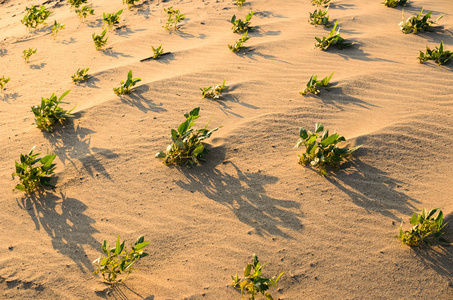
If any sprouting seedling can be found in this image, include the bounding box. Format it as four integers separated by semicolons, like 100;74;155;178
231;254;284;300
12;147;57;193
399;8;444;34
32;90;75;132
419;41;453;66
92;29;108;50
0;76;10;93
397;208;450;247
75;6;95;22
23;48;37;63
151;44;164;59
163;6;185;30
382;0;408;8
21;5;51;30
311;0;330;6
103;9;123;29
230;11;254;33
71;68;90;83
308;6;330;27
113;70;141;95
155;107;221;167
93;235;150;285
295;122;361;176
315;20;353;50
300;72;334;96
235;0;246;7
201;80;229;99
228;31;250;52
50;20;65;39
123;0;141;8
68;0;88;9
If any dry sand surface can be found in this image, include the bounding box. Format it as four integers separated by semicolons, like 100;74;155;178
1;0;453;299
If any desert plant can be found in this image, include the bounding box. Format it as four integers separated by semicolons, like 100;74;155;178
315;21;352;50
75;6;95;21
23;48;37;63
155;107;221;167
311;0;330;6
295;123;361;175
201;80;228;99
309;6;330;27
151;44;164;59
230;11;254;33
0;76;10;93
163;6;185;30
300;72;334;96
12;147;57;192
382;0;407;7
399;9;444;34
32;90;75;132
123;0;140;8
397;208;449;247
103;9;123;28
71;68;90;83
231;254;284;300
113;70;141;95
228;31;250;52
50;20;65;39
92;29;108;50
68;0;88;9
419;41;453;66
93;235;150;285
235;0;246;7
21;5;51;30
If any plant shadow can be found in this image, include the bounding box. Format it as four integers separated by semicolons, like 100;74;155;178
16;191;99;273
29;62;46;69
1;92;21;102
250;27;281;37
57;37;77;45
236;47;290;64
174;147;304;238
101;48;133;58
76;76;101;89
119;85;167;113
254;10;287;19
310;84;379;111
114;25;146;37
328;43;401;64
329;3;355;10
86;19;104;28
0;49;7;56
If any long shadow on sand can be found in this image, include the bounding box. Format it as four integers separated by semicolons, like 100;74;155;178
174;147;303;238
119;85;167;113
329;44;402;64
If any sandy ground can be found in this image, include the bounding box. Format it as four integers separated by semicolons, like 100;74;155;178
1;0;453;299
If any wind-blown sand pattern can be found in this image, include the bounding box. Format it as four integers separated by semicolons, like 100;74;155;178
1;0;453;299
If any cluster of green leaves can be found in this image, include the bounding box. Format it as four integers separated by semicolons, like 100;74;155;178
230;12;254;33
163;6;185;30
50;20;65;39
152;44;164;59
399;9;444;34
295;123;361;176
397;208;449;247
0;76;10;93
309;6;330;27
23;48;37;63
382;0;407;8
315;21;352;50
201;80;228;99
155;107;221;167
92;29;108;50
419;41;453;66
75;6;95;21
72;68;90;83
235;0;246;7
12;147;56;193
312;0;330;6
93;236;150;285
123;0;140;8
21;5;51;30
231;254;283;300
113;70;141;95
68;0;88;9
32;90;75;132
228;31;250;52
300;72;333;96
103;10;123;28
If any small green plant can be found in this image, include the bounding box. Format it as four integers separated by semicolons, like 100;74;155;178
228;31;250;52
235;0;246;7
311;0;330;6
75;6;95;21
12;147;57;193
295;123;361;176
23;48;37;63
309;6;330;27
315;21;353;50
300;72;333;96
93;235;150;285
399;9;444;34
32;90;75;132
123;0;140;8
151;44;164;59
397;208;450;247
68;0;88;9
201;80;229;99
113;70;141;95
163;6;185;30
103;9;123;28
382;0;407;7
21;5;51;30
419;41;453;66
50;20;65;39
155;107;221;167
71;68;90;83
0;76;10;93
230;11;254;33
231;254;284;300
92;29;108;50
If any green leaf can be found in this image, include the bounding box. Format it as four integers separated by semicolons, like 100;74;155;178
315;122;324;133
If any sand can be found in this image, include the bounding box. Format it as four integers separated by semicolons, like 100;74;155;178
1;0;453;299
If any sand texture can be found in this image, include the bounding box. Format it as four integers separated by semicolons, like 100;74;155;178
1;0;453;299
